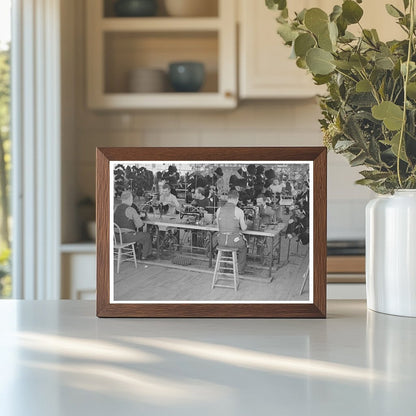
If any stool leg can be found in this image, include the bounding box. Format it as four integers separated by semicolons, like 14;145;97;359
232;251;238;291
117;248;122;273
212;250;222;289
132;245;137;268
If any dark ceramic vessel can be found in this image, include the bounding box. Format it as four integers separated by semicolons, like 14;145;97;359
114;0;158;17
168;62;205;92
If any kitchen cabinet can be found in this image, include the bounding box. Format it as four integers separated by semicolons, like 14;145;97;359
239;0;325;99
61;245;96;300
86;0;237;109
238;0;404;99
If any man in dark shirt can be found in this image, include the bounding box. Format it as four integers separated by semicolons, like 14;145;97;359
215;190;248;273
191;187;210;209
114;191;153;260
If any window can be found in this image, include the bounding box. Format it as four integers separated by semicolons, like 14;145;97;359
0;0;11;298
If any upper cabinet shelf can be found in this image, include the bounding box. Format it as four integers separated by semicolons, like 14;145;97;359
101;17;221;32
86;0;237;110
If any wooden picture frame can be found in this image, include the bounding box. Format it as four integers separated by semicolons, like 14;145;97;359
96;147;327;318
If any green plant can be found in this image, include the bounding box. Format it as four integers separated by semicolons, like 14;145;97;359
0;247;11;298
266;0;416;193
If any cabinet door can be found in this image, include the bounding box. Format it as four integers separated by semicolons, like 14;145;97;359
357;0;404;41
62;253;96;300
239;0;325;99
86;0;237;109
239;0;404;99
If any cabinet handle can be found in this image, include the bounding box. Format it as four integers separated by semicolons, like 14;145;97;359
224;91;234;99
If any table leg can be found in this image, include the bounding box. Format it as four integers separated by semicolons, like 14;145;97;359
155;226;160;259
268;236;273;279
208;231;213;268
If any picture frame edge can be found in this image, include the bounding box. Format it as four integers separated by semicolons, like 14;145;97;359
96;146;327;318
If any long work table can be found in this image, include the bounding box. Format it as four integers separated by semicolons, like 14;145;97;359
143;214;287;280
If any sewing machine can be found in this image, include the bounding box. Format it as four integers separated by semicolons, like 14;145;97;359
242;206;257;222
179;205;205;223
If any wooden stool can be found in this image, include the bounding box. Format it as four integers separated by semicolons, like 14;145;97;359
212;246;239;291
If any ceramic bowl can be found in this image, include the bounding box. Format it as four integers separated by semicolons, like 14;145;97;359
128;68;167;93
114;0;158;17
168;62;205;92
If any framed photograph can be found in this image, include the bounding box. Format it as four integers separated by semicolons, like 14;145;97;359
96;147;326;317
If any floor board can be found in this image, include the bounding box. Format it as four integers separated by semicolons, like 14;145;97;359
113;244;310;302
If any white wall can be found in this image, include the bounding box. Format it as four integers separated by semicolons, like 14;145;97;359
61;0;374;243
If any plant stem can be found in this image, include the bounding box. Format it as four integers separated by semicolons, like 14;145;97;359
334;68;358;84
359;69;380;104
397;0;415;188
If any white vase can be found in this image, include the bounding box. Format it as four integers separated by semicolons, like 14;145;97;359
366;190;416;317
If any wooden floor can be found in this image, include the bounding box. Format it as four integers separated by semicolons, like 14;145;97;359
113;243;310;302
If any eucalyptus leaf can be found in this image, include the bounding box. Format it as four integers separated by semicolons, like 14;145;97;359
318;27;334;52
342;0;364;24
277;23;298;43
330;5;343;22
363;29;376;46
375;55;395;70
382;132;409;162
401;61;416;76
328;21;338;45
336;15;348;36
276;15;288;24
296;57;308;69
407;82;416;99
378;77;386;100
304;8;328;35
296;8;307;23
306;48;335;75
355;178;379;186
313;74;332;85
369;136;382;163
266;0;287;11
333;60;353;70
371;29;380;43
343;114;368;148
356;79;372;93
294;33;316;58
372;101;404;131
393;60;402;79
339;31;356;43
350;152;368;167
385;4;404;17
350;54;368;70
360;170;391;180
334;140;355;151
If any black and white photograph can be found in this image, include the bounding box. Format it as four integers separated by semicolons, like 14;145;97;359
110;160;312;303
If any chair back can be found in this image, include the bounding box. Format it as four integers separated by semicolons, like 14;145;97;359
114;223;123;245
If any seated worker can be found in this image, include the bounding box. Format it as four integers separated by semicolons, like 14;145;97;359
256;194;280;225
114;191;153;260
191;187;210;209
215;189;248;274
159;183;181;215
269;178;284;195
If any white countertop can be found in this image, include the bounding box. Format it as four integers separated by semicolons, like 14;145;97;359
0;300;415;415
